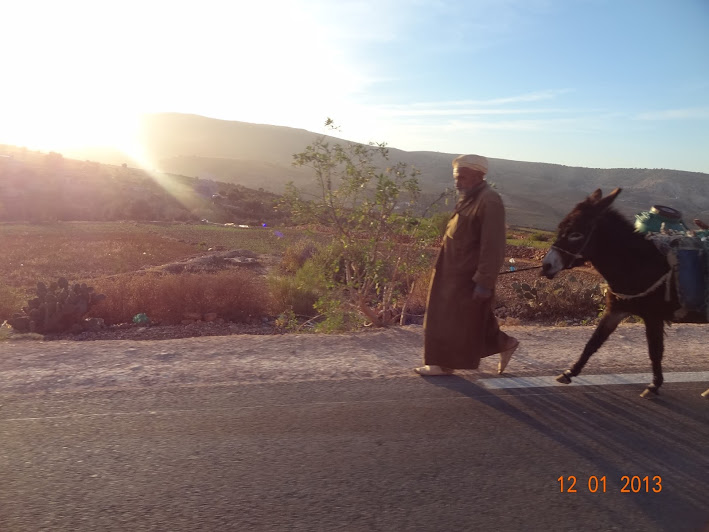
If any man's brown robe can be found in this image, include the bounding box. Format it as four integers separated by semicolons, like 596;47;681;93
423;181;512;369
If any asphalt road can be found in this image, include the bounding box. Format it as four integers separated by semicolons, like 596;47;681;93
2;377;708;532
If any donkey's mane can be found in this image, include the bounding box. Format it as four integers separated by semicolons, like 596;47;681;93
602;206;637;233
599;206;658;251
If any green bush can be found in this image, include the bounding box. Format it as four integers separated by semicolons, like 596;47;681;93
422;212;450;240
530;231;551;242
268;255;330;318
268;276;320;318
312;294;365;333
282;120;431;327
279;239;319;274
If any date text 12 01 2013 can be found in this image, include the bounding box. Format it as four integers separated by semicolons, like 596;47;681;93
557;476;662;493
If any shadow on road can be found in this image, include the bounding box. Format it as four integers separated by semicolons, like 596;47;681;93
420;375;709;531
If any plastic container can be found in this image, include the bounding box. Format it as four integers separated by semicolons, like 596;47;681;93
634;205;688;233
676;249;707;312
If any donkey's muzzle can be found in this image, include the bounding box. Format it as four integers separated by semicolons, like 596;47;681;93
541;263;556;279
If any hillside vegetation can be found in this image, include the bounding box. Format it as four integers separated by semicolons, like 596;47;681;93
0;222;326;329
0;219;606;338
58;112;709;230
0;146;287;226
0;123;650;336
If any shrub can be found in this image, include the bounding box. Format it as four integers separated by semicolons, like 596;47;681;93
91;270;270;325
422;212;450;241
279;239;319;274
312;294;365;333
401;268;431;323
530;231;551;242
6;278;106;333
268;263;322;318
274;309;300;331
282;120;432;327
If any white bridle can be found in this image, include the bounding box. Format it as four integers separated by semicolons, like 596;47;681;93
550;224;597;267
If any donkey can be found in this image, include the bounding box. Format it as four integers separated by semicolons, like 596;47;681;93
541;187;707;398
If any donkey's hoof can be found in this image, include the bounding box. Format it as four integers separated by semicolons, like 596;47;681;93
556;372;572;384
701;389;709;399
640;386;659;398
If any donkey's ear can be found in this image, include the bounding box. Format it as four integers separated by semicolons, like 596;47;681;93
597;187;622;210
588;189;603;202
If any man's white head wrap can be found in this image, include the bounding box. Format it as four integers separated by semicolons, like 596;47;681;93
453;154;488;175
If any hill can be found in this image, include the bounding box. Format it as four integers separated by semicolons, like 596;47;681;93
62;113;709;230
5;112;709;229
0;146;285;225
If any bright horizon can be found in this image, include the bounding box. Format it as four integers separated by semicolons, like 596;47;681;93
1;0;708;173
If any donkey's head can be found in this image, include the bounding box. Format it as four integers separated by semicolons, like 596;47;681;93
541;188;622;279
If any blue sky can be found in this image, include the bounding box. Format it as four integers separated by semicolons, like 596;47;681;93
1;0;708;172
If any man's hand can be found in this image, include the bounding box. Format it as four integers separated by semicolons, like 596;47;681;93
473;284;493;301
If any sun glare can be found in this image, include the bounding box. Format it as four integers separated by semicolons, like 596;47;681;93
0;104;143;158
0;0;374;166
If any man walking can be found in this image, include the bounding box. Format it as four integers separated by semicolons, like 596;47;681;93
415;154;518;376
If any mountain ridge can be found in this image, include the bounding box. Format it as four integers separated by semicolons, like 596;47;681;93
58;113;709;230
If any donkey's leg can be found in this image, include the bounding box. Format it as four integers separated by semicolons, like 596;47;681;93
557;311;628;384
640;317;664;398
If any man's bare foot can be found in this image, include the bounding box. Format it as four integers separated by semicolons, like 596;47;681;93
414;365;454;376
498;338;519;374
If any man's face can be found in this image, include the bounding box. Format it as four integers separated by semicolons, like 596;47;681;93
453;166;485;193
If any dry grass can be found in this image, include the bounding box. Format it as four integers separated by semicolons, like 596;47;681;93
0;221;607;330
505;226;556;249
400;269;431;321
0;221;295;324
0;223;197;287
0;282;25;322
0;221;319;288
496;263;604;325
91;271;271;325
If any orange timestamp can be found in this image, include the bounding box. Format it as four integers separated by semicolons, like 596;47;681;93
557;475;663;493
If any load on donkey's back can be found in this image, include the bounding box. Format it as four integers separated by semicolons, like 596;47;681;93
634;203;709;322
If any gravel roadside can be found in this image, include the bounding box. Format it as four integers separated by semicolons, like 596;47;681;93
1;324;707;396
